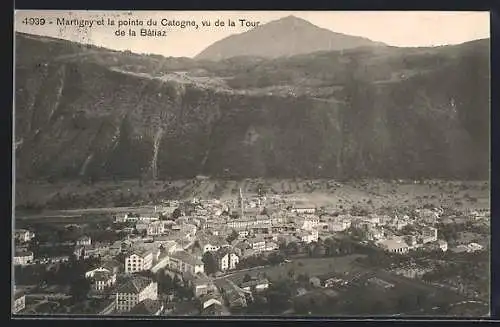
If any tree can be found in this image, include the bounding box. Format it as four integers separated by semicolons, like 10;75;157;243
285;242;299;256
243;273;252;283
158;272;174;294
226;230;239;244
69;276;91;304
313;243;326;257
268;252;285;265
172;208;182;220
202;252;219;276
173;274;182;289
266;280;293;313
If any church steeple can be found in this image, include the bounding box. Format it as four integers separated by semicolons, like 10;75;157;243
238;188;244;218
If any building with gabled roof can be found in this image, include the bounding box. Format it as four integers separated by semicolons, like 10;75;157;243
240;278;269;292
115;276;158;313
89;271;116;291
125;249;154;273
12;290;25;314
197;235;228;254
166;250;204;275
199;293;223;311
213;247;240;271
183;271;214;297
14;229;35;243
76;235;92;246
13;251;33;266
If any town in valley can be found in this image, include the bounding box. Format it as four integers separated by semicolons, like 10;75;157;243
13;178;490;317
13;11;490;318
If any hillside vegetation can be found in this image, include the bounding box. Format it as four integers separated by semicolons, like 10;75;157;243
14;33;490;182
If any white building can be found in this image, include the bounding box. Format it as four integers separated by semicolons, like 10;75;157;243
241;278;270;292
14;229;35;243
249;238;266;252
238;230;250;238
147;221;166;236
467;242;484;252
264;242;279;252
122;214;140;223
199;236;227;254
367;227;385;241
12;290;25;314
437;240;448;252
421;226;438;244
76;235;92;246
301;216;320;231
87;271;117;291
115;276;158;313
291;202;316;214
139;215;160;223
298;230;319;244
13;251;34;266
377;237;410;254
215;249;240;271
125;250;154;273
329;219;351;232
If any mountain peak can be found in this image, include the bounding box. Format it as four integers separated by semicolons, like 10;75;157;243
195;16;383;61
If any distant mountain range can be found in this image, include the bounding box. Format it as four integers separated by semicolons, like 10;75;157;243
195;15;386;61
14;30;490;182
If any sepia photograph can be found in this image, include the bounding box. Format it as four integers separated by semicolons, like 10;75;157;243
12;10;490;318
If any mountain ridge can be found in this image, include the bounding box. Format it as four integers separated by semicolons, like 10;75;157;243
194;15;386;61
14;32;490;182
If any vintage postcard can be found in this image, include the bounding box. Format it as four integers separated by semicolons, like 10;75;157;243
12;10;490;318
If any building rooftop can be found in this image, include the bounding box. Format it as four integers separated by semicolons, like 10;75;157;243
116;276;154;294
129;248;153;258
170;250;203;266
128;299;163;315
249;237;265;244
14;251;33;257
92;271;114;281
199;235;227;247
378;237;409;250
240;278;269;289
183;271;211;285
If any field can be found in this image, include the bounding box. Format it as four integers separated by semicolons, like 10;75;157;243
15;179;490;218
222;254;367;285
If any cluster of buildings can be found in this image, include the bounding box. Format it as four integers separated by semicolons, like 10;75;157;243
375;226;442;254
13;185;490;316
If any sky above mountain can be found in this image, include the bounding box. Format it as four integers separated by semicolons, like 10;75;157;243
15;10;489;58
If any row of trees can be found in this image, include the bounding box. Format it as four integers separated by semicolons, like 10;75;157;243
236;252;285;270
281;237;360;258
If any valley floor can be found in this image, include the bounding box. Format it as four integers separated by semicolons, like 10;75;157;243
15;179;490;217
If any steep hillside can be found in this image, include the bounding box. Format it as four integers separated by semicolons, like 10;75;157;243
14;33;490;182
195;15;385;61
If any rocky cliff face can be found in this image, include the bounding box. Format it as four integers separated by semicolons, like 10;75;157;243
14;33;490;181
